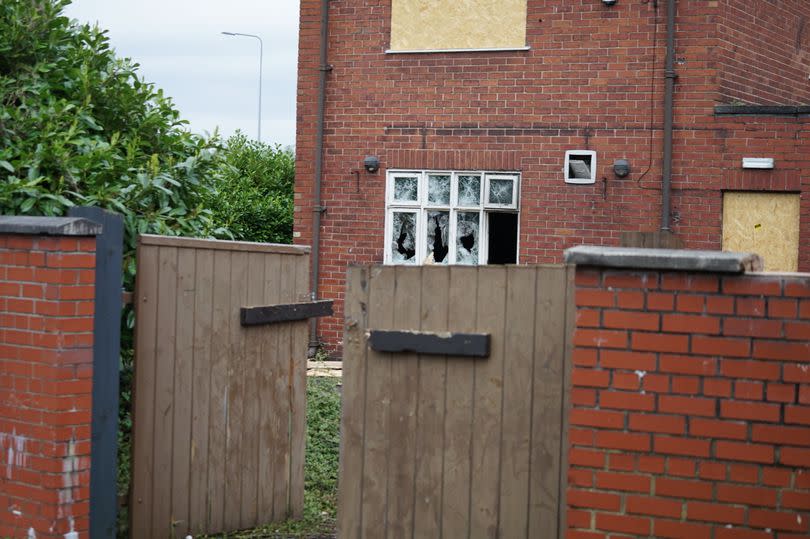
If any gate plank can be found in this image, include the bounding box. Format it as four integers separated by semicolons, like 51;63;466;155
338;266;370;538
413;266;450;538
273;253;296;520
528;266;568;538
223;251;248;530
385;266;420;539
498;266;536;538
441;266;478;539
131;244;159;538
240;253;265;526
259;253;281;519
361;267;395;538
289;254;310;517
189;249;213;534
207;250;232;531
470;267;506;539
171;248;196;536
152;247;178;538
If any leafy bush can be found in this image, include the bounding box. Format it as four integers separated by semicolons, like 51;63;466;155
0;0;227;289
206;134;295;244
1;6;299;539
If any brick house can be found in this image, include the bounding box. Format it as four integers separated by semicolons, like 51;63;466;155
294;0;810;354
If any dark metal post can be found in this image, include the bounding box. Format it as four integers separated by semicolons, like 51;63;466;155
661;0;677;231
309;0;331;356
70;207;124;538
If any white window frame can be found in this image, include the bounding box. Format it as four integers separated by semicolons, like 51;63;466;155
384;170;520;265
564;150;597;185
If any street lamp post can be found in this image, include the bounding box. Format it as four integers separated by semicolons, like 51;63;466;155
221;31;263;142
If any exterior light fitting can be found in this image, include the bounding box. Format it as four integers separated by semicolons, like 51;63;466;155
364;156;380;173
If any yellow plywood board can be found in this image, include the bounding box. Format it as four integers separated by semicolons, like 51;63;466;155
390;0;527;51
722;192;800;272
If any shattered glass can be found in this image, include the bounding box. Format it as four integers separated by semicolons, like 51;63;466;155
458;175;481;206
488;178;514;205
391;212;417;264
427;175;451;205
456;212;480;265
394;176;419;202
425;211;449;264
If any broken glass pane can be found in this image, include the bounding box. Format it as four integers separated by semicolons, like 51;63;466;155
425;211;449;264
394;176;419;202
427;175;451;205
458;175;481;206
488;178;514;205
456;212;480;265
391;212;417;264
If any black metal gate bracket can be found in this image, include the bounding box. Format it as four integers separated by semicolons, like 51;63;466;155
240;300;334;326
368;330;490;358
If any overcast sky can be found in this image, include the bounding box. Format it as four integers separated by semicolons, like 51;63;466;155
63;0;300;147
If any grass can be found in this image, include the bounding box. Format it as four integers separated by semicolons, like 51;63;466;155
202;375;341;538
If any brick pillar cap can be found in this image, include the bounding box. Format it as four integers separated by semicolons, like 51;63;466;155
0;216;102;236
564;245;763;273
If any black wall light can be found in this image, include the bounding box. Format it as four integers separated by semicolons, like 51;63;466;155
364;156;380;173
613;159;631;178
602;0;617;5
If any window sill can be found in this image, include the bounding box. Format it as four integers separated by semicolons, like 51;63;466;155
385;46;531;54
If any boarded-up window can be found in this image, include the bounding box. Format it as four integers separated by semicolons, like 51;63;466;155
722;192;800;272
389;0;528;52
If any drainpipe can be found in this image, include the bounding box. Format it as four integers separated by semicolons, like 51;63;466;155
661;0;677;231
309;0;330;357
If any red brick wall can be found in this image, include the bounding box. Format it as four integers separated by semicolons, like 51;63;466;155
295;0;810;353
0;235;96;539
718;0;810;105
568;267;810;538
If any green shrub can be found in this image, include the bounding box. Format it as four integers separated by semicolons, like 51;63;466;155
207;134;295;244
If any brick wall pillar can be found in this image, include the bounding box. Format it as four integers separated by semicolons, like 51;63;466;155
564;246;810;539
0;217;102;539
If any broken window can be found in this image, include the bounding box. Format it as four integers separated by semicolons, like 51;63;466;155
487;212;518;264
385;170;520;265
428;175;451;205
391;211;417;264
456;212;480;265
458;175;481;206
487;177;516;206
426;211;450;263
393;174;420;202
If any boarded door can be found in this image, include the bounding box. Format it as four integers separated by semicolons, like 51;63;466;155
722;191;800;272
339;265;574;539
131;235;309;538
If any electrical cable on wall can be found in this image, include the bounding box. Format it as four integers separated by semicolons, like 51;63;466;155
637;0;660;191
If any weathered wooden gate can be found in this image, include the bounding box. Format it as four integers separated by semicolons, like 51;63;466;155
131;235;310;538
339;265;574;539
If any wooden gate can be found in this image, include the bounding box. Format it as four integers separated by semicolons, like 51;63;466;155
339;265;574;539
131;235;309;538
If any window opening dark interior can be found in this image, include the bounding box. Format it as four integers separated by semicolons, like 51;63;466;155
569;154;593;179
487;212;518;264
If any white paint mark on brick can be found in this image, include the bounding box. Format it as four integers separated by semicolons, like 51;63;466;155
1;429;28;479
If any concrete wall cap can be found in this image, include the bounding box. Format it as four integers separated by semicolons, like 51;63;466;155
0;216;102;236
564;245;764;273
